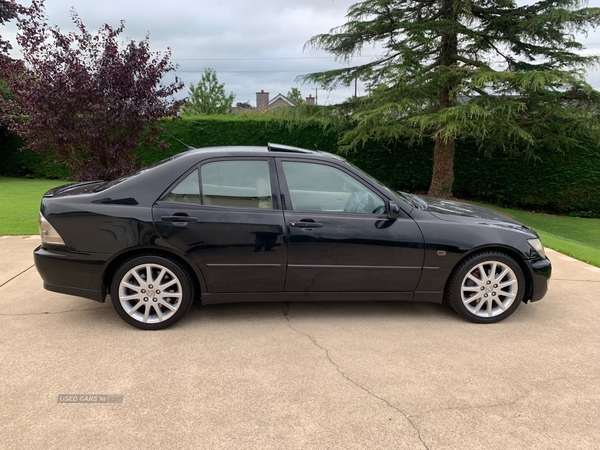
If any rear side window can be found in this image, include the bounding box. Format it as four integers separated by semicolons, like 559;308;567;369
200;160;272;209
163;170;200;204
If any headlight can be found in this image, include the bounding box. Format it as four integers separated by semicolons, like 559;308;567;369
39;213;65;247
527;238;546;259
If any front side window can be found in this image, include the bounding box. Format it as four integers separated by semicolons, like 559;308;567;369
201;160;272;209
282;161;385;214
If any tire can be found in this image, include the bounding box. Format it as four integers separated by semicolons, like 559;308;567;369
110;255;194;330
447;251;525;324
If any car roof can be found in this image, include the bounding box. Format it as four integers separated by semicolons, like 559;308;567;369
176;143;346;162
85;144;347;206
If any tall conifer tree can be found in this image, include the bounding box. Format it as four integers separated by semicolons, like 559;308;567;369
302;0;600;197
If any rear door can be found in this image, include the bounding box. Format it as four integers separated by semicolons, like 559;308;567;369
277;159;425;293
153;158;287;293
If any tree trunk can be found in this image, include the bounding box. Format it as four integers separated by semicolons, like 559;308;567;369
428;83;456;198
428;134;455;198
428;0;458;199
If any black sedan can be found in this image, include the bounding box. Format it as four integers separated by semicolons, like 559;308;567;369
34;143;551;329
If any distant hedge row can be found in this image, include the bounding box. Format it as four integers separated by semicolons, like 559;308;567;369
1;116;599;217
0;128;69;179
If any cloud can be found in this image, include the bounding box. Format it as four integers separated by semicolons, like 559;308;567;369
5;0;360;104
4;0;600;106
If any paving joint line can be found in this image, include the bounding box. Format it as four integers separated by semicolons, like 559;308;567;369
0;306;110;316
0;265;35;288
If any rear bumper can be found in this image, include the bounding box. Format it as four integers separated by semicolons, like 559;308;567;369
527;257;552;303
33;246;109;302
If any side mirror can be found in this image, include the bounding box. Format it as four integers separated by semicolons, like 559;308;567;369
387;200;400;220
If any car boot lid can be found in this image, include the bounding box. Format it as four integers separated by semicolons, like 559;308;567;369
43;181;104;198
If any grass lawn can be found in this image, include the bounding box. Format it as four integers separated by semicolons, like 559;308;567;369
0;177;69;235
473;202;600;268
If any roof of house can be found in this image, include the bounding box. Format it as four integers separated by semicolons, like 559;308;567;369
269;94;295;107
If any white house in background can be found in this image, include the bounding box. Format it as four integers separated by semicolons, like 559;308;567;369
256;91;293;109
256;90;296;110
233;90;316;113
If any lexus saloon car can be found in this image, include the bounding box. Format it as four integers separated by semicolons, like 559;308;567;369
34;143;551;329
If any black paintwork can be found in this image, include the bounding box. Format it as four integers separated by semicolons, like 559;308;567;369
34;145;551;307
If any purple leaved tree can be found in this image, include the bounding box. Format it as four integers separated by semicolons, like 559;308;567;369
0;0;18;54
0;0;21;121
4;0;184;180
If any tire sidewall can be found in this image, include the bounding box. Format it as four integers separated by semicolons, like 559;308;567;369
110;255;193;330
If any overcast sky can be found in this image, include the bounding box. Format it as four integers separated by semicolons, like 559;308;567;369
4;0;600;106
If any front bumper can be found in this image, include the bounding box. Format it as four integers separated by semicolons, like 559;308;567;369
33;246;110;302
526;257;552;302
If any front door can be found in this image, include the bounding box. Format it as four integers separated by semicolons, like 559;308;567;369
278;160;424;293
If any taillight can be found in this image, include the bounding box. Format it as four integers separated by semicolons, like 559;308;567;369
39;213;65;247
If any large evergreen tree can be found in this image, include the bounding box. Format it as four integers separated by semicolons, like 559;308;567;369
301;0;600;197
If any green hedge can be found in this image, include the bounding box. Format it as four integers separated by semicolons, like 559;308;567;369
1;116;599;217
136;116;340;160
453;140;600;218
137;117;434;193
0;127;69;179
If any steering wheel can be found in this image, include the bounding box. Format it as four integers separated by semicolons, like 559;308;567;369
344;191;375;214
343;192;358;212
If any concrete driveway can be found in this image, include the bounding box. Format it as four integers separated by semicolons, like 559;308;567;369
1;236;599;450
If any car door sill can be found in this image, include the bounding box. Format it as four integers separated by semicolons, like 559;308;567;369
201;291;416;305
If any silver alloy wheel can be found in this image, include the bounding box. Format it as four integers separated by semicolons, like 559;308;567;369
118;263;183;324
460;260;518;318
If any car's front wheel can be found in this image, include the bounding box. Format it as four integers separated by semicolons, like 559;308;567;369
447;251;525;323
110;255;194;330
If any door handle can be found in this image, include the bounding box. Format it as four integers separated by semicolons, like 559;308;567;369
289;221;323;228
161;215;198;223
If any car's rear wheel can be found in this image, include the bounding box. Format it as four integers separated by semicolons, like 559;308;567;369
447;251;525;323
110;256;194;330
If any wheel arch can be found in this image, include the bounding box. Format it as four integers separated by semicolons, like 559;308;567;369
102;247;205;302
443;245;534;304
